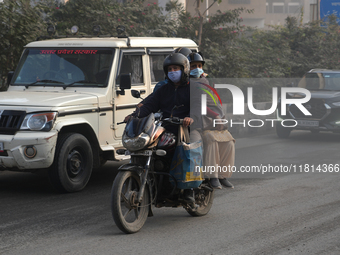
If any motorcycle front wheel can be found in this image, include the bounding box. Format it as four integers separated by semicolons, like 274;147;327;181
111;171;149;234
186;187;214;217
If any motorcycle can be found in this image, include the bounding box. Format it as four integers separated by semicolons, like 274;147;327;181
111;103;214;234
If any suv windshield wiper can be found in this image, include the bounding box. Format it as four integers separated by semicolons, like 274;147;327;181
25;80;64;89
63;80;97;90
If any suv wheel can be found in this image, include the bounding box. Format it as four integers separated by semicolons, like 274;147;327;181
49;133;93;192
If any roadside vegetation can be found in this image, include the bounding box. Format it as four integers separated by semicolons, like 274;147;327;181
1;0;340;93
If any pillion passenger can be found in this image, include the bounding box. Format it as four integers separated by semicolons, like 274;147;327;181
188;52;235;189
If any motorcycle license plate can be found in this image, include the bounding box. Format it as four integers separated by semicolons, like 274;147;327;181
297;120;319;127
0;142;3;152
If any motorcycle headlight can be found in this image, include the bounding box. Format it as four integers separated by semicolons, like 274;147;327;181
20;112;57;131
123;132;150;151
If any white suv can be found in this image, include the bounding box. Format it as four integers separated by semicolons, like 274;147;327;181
0;36;197;192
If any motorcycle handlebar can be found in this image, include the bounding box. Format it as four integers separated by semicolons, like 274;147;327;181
118;116;184;126
163;117;183;125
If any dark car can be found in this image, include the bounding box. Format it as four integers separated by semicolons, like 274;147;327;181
276;69;340;138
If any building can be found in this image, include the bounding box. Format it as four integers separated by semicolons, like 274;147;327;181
185;0;311;28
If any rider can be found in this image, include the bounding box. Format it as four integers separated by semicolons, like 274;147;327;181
188;52;236;189
125;53;195;202
128;53;192;131
136;47;193;108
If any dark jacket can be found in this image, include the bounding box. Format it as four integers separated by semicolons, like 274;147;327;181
138;79;168;106
137;80;190;135
153;79;168;92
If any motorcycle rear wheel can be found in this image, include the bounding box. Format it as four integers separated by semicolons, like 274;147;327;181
111;171;149;234
186;187;214;216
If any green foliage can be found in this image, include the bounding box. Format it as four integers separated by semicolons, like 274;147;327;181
2;0;340;100
205;14;340;102
201;14;340;80
0;0;46;89
168;3;252;78
45;0;177;36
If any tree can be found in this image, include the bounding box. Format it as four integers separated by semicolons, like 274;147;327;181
45;0;177;37
192;0;221;47
4;0;340;94
0;0;46;89
167;0;251;46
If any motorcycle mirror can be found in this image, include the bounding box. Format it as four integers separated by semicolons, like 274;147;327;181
131;89;141;99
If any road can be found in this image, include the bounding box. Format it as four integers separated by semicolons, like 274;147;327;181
1;131;339;255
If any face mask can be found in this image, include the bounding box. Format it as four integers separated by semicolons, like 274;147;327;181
168;70;182;83
190;68;204;78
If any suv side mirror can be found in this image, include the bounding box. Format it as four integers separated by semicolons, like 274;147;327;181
117;73;131;95
7;71;14;86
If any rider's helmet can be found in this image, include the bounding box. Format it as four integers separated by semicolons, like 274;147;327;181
187;52;205;66
163;53;190;83
173;47;192;57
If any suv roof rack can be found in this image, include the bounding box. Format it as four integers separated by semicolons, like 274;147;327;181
308;69;340;73
36;34;131;47
37;25;131;46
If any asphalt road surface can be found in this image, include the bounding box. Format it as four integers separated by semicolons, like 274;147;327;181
1;131;339;255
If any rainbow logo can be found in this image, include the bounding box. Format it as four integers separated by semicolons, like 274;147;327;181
197;83;222;106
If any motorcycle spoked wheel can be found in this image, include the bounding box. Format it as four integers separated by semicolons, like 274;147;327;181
111;171;150;234
186;186;214;216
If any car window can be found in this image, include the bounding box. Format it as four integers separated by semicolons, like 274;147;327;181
323;73;340;90
150;54;168;83
12;48;115;87
118;54;143;85
304;73;321;90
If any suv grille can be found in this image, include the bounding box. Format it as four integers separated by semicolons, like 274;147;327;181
0;110;26;135
289;99;327;120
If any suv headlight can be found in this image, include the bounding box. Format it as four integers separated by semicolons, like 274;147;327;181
123;133;150;151
332;102;340;106
20;112;57;131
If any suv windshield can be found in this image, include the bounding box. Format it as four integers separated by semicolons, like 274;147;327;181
12;48;115;88
301;72;340;91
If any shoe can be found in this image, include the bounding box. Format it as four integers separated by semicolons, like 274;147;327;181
210;178;222;189
219;178;234;189
183;189;195;204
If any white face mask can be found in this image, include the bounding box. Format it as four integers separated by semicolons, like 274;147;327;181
168;70;182;83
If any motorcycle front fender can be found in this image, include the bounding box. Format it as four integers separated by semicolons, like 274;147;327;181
117;163;154;217
117;163;144;175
